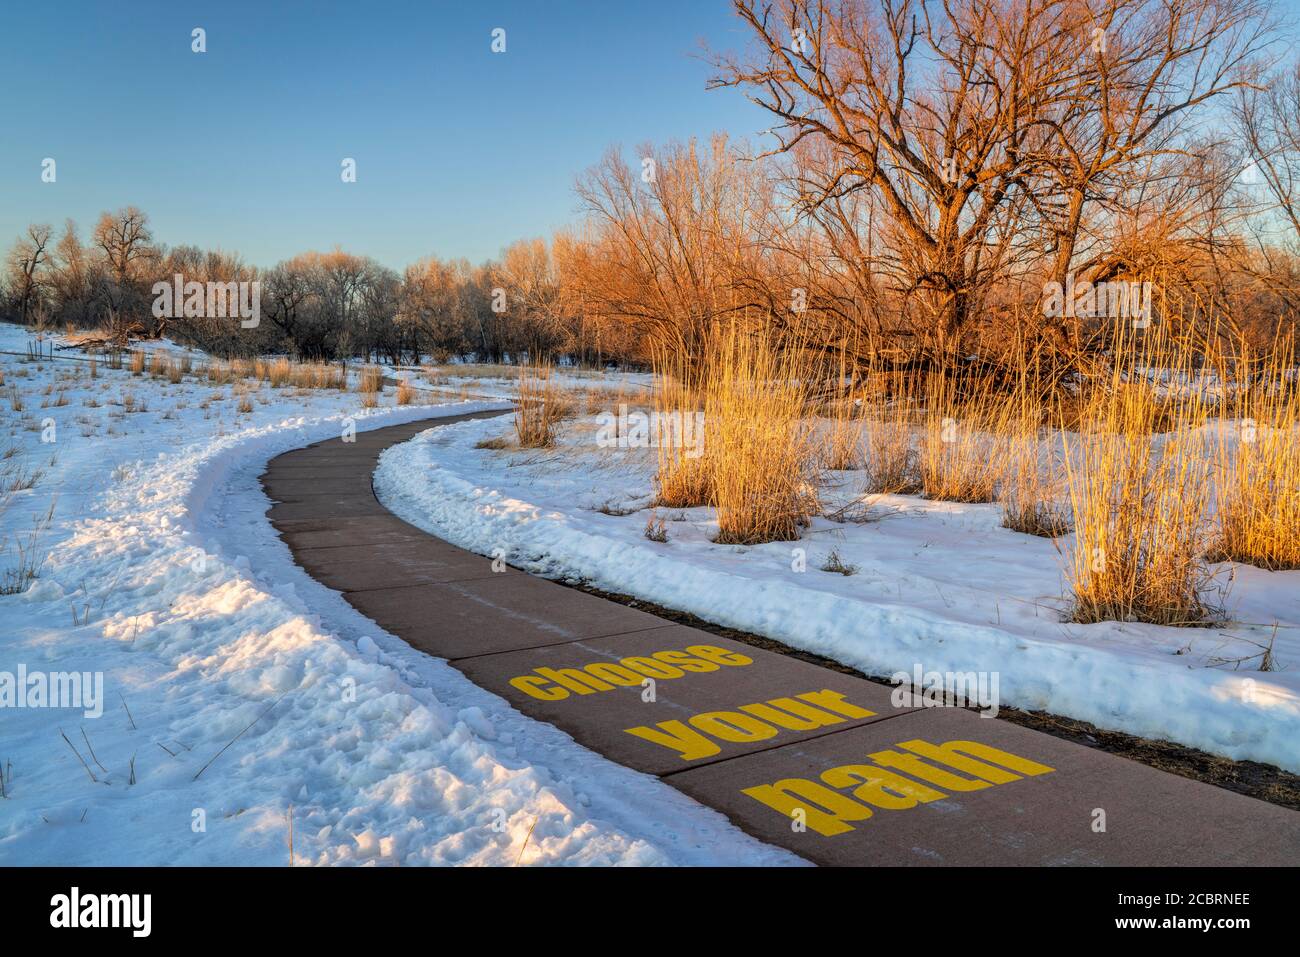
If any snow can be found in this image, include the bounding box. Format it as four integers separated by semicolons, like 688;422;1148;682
0;323;797;866
374;411;1300;773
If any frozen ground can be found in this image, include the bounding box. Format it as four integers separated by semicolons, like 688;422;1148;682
375;411;1300;773
0;324;796;866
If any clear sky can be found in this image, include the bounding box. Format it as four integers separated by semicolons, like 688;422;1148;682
0;0;769;269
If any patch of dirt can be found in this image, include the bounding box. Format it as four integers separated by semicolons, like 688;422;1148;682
567;580;1300;812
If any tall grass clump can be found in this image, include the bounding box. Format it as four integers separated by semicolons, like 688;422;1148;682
706;324;820;544
359;366;383;395
861;362;921;494
817;354;864;471
1000;362;1071;536
1062;323;1216;625
150;354;181;384
1212;340;1300;569
514;363;561;448
205;360;235;385
268;357;292;388
919;368;1012;503
651;346;712;508
288;362;346;390
1001;401;1071;537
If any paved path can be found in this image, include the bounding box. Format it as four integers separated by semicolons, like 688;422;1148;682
263;412;1300;866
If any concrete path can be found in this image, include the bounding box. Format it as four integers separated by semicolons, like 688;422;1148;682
263;412;1300;866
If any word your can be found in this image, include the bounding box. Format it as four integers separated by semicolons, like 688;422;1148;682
890;664;1000;717
1041;274;1152;326
152;274;260;328
626;689;875;761
0;665;102;718
50;887;151;937
595;404;705;459
744;737;1054;836
509;643;752;701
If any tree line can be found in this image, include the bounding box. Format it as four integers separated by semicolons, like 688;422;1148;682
0;207;586;365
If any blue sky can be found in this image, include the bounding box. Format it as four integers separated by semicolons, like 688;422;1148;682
0;0;769;268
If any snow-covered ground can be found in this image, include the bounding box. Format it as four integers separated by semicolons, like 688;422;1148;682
0;323;797;866
375;411;1300;773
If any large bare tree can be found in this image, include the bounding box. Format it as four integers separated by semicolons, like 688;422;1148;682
5;223;53;326
712;0;1273;355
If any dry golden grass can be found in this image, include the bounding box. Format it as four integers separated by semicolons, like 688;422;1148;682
295;362;347;390
1000;375;1072;537
863;400;920;494
359;366;384;395
514;363;562;448
643;514;669;542
637;310;1296;626
1212;341;1300;570
652;348;713;508
918;370;1012;503
648;324;822;542
857;357;922;494
1062;324;1216;625
149;354;183;384
705;325;820;544
396;379;416;405
203;360;236;385
1001;415;1071;537
234;357;348;391
129;351;146;376
816;352;865;471
820;397;865;471
266;357;292;388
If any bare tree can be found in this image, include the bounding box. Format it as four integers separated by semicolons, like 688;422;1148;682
712;0;1273;356
5;223;54;326
92;206;157;339
575;135;774;358
1033;0;1274;348
712;0;1076;353
398;256;473;361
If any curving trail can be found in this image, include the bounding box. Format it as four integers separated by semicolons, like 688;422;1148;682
262;411;1300;866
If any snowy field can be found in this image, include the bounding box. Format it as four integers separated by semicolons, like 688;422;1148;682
375;411;1300;773
0;324;795;866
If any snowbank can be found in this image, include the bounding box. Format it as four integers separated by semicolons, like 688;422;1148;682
374;414;1300;773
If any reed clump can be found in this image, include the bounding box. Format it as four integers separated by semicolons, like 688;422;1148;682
1062;323;1217;626
652;346;712;508
858;356;921;494
704;325;820;544
1212;340;1300;570
918;369;1013;504
514;363;561;448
